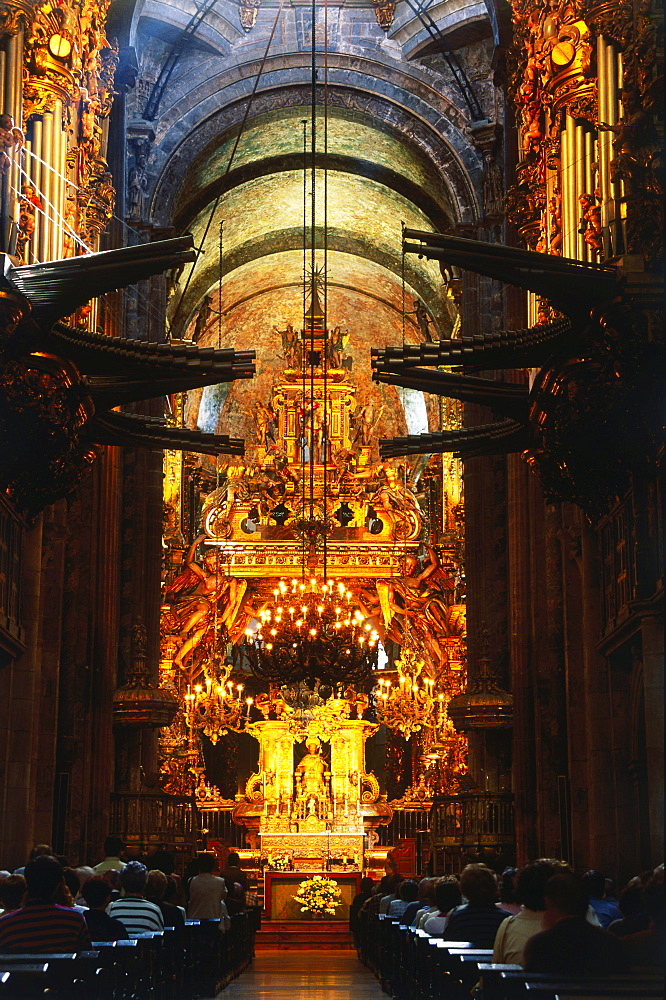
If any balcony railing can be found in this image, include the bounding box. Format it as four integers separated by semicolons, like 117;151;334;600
429;792;514;872
110;792;200;856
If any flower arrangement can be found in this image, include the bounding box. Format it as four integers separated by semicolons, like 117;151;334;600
293;875;342;917
265;853;291;871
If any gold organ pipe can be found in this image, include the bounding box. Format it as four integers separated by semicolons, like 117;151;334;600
574;123;587;260
561;125;569;257
597;36;611;253
586;127;594;261
6;29;23;253
562;120;575;258
0;49;5;114
42;111;54;260
54;99;65;259
32;118;42;260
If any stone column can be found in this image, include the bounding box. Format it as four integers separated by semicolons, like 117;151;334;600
0;514;43;869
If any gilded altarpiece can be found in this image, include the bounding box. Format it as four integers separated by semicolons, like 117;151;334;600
159;309;467;858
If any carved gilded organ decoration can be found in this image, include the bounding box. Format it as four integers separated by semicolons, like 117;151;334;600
0;0;117;271
507;0;662;274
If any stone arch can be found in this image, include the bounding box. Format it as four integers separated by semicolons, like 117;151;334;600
150;80;482;229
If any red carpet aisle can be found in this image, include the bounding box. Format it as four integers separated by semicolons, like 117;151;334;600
214;950;384;998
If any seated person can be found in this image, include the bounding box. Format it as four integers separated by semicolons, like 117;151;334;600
146;869;185;940
524;871;630;976
401;878;434;927
0;855;92;952
350;877;374;951
624;869;665;968
444;864;513;948
108;861;164;935
188;853;229;920
493;859;559;965
0;875;26;916
81;877;128;942
583;869;621;928
423;879;463;936
497;867;521;915
388;880;419;919
608;878;651;937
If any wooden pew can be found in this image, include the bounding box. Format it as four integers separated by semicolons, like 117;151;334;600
0;952;101;999
0;962;58;999
478;965;664;1000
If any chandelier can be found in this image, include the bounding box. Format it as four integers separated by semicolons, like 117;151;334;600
422;696;468;793
184;655;252;744
374;643;437;737
241;577;380;687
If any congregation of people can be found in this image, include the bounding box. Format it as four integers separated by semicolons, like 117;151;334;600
0;839;257;997
351;859;665;996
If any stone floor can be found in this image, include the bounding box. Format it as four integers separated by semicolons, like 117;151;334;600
209;949;383;998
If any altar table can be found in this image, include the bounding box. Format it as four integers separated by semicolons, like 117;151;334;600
264;871;362;921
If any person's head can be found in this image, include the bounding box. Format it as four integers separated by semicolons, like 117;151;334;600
384;872;403;895
81;876;112;910
460;864;499;906
198;853;218;874
146;869;168;900
418;877;435;902
360;877;374;894
583;869;606;899
227;852;241;868
24;855;64;901
29;844;52;862
119;860;148;895
435;879;462;914
498;867;518;904
0;874;26;911
104;835;125;858
543;872;588;926
104;869;121;890
399;880;419;903
515;860;560;912
605;877;617;899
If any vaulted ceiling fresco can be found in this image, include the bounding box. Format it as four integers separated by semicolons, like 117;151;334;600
121;0;495;455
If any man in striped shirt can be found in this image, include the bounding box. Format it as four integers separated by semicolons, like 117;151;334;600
0;855;92;953
108;861;164;935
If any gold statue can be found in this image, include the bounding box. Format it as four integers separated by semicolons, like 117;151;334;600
294;737;330;819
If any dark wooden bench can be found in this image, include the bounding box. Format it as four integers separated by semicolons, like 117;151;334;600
0;952;102;998
0;961;59;999
478;965;664;1000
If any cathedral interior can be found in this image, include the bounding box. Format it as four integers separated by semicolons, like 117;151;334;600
0;0;663;896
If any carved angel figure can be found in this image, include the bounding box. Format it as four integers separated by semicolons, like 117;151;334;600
0;114;24;176
351;400;384;450
163;534;246;670
370;463;422;539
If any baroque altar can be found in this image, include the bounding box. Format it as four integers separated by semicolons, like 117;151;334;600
233;710;390;866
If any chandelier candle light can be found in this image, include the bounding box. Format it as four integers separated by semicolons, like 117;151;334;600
243;577;380;686
374;645;439;737
184;676;253;744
